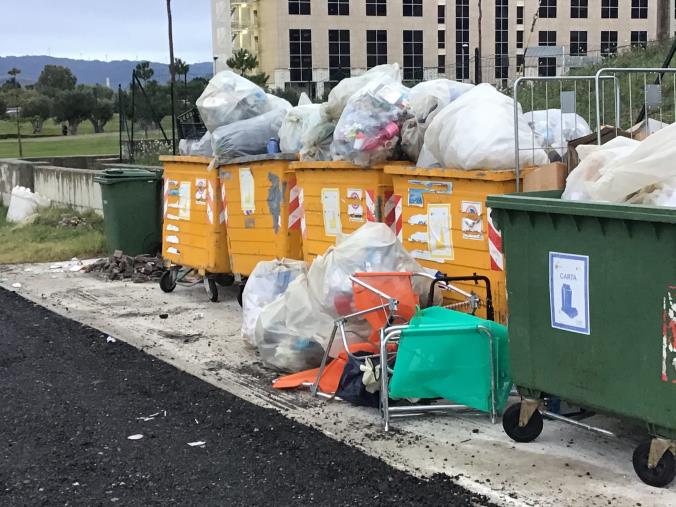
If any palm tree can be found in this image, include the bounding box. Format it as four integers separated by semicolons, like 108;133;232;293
171;58;190;105
134;61;154;84
7;67;21;87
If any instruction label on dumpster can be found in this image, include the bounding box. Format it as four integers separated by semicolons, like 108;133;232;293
549;252;590;335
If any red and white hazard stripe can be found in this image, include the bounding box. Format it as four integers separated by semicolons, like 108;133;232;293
487;208;504;271
206;181;215;225
384;191;403;241
287;176;302;231
299;188;307;238
365;190;377;222
163;179;169;218
219;181;228;225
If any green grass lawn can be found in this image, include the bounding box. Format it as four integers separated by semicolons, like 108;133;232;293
0;206;106;264
0;133;120;158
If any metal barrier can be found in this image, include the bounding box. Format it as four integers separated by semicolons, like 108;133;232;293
513;75;619;190
594;68;676;144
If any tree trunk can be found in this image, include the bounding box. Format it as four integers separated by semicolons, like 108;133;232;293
68;121;79;136
31;118;44;134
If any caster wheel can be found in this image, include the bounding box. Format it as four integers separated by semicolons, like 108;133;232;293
205;278;219;303
160;270;177;293
632;440;676;488
215;274;235;287
502;402;543;443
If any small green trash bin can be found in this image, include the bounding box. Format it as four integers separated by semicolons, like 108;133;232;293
487;190;676;487
94;168;163;256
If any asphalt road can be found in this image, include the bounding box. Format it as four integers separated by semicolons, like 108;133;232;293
0;289;496;506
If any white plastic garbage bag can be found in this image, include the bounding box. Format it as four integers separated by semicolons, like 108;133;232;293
196;71;270;132
178;132;213;157
6;186;49;223
582;122;676;203
255;274;336;372
330;80;411;166
425;84;549;170
241;259;307;347
524;109;592;158
279;103;322;153
403;80;475;160
416;144;441;168
211;106;290;162
266;94;293;112
561;136;639;201
321;64;402;122
299;121;335;161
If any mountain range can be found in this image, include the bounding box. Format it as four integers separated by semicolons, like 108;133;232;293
0;55;214;87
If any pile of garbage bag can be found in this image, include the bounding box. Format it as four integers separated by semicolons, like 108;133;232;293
178;132;213;157
562;122;676;206
278;93;321;153
253;223;436;372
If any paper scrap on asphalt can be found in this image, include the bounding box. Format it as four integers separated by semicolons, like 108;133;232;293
188;441;206;447
127;434;143;440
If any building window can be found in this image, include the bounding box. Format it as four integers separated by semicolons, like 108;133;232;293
403;0;422;17
570;31;587;55
538;58;556;76
366;30;387;68
403;30;423;81
438;30;446;49
289;29;312;82
571;0;588;18
631;0;648;18
539;0;557;18
328;30;350;81
516;54;525;69
601;30;618;56
601;0;618;18
288;0;310;15
539;31;556;46
495;0;508;79
438;55;446;75
516;6;523;23
366;0;386;16
438;5;446;23
516;30;524;48
456;0;470;80
631;30;648;48
328;0;349;15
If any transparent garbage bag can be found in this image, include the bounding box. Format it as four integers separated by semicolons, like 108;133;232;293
425;84;549;170
178;132;213;157
321;63;402;122
211;106;290;163
196;71;270;132
242;259;307;347
299;121;335;161
330;80;411;167
279;103;322;153
524;109;592;158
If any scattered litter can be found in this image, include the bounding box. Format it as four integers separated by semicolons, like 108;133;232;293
194;418;199;424
84;252;163;282
136;412;160;422
24;268;32;272
187;441;206;447
159;314;169;320
106;336;117;343
72;482;80;486
127;434;143;440
195;312;205;320
11;283;22;289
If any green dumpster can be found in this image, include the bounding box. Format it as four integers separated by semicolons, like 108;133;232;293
94;168;163;256
487;190;676;487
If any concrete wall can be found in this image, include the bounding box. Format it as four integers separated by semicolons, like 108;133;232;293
0;159;35;206
33;165;103;212
23;155;119;170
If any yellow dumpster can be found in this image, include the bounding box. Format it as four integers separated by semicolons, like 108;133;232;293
384;165;528;324
218;154;302;282
159;155;232;302
291;161;400;263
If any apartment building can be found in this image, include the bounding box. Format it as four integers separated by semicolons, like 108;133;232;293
211;0;676;93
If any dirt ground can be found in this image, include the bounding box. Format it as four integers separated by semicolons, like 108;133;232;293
1;262;674;506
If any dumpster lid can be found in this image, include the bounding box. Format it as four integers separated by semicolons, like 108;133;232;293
383;164;532;182
487;190;676;225
94;167;162;183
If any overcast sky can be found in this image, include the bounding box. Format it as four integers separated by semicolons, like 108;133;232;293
1;0;213;63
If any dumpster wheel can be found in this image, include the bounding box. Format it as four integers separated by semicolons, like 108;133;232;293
632;439;676;488
204;278;219;303
502;402;543;443
160;270;177;293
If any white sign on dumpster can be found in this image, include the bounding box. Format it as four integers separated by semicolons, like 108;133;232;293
549;252;590;335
